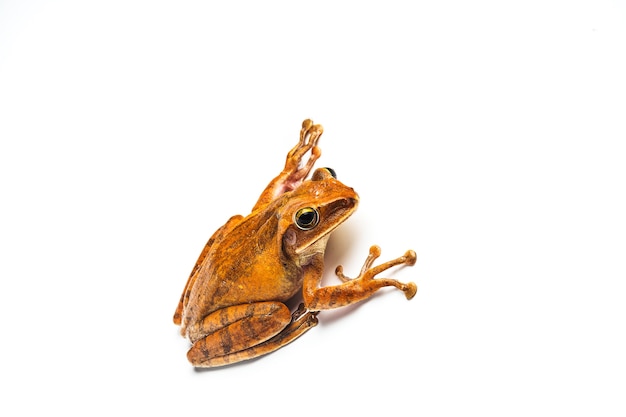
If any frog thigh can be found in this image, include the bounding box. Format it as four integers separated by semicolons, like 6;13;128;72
186;302;291;367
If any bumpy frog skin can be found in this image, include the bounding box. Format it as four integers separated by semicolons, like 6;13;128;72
173;119;417;367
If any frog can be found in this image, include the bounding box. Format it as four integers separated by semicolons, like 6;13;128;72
173;119;418;367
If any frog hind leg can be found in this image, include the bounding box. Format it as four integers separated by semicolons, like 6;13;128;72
186;302;318;368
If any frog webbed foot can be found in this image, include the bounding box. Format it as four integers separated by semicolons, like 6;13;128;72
335;245;418;300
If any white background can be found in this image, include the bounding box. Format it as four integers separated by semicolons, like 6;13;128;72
1;1;625;415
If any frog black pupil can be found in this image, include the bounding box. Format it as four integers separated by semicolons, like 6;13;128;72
301;212;314;225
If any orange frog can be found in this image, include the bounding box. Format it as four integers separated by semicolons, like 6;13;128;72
173;119;417;367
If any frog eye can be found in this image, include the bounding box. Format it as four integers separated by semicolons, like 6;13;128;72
312;167;337;181
294;207;320;230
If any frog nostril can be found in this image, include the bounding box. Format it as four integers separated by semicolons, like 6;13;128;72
339;197;356;207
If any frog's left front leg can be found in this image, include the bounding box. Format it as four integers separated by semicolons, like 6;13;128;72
252;119;324;211
303;246;417;311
